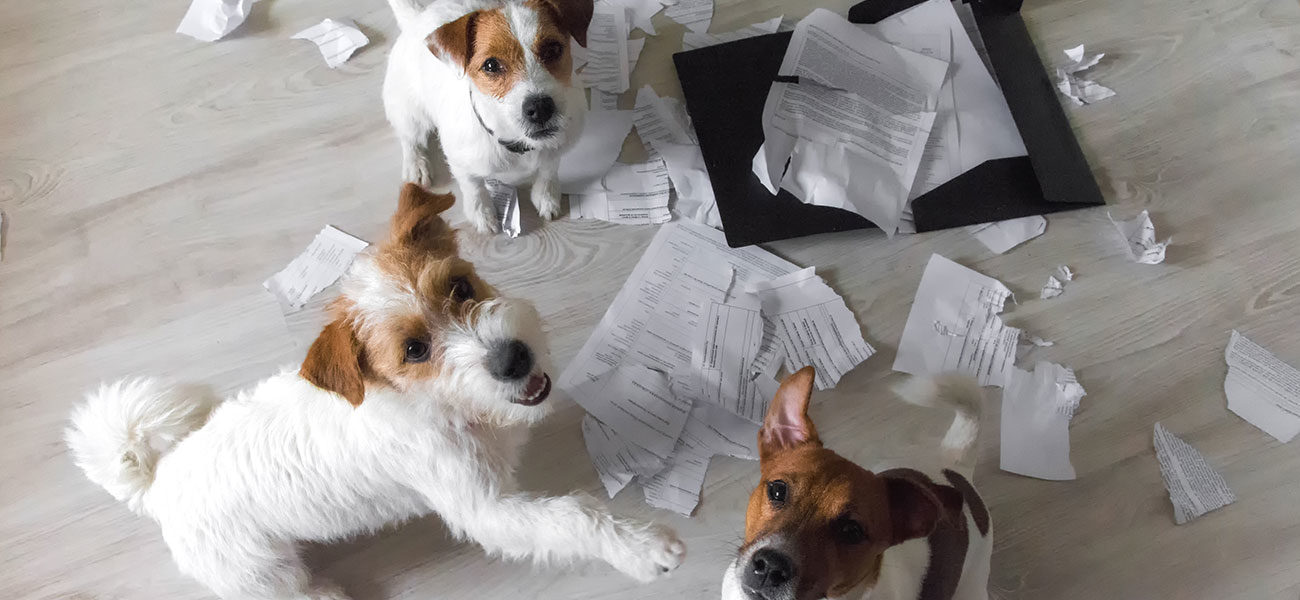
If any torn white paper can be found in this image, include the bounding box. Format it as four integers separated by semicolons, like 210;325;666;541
658;142;722;228
590;89;622;111
1000;361;1086;480
681;15;781;50
1224;330;1300;443
753;9;949;235
485;178;522;238
894;254;1019;387
1154;422;1235;524
611;0;664;34
291;18;368;68
1056;44;1115;106
627;37;646;74
582;415;666;497
967;215;1047;254
569;159;673;224
693;294;780;422
750;267;876;393
1040;266;1073;300
559;109;635;193
572;37;589;70
581;3;632;93
663;0;712;33
263;225;368;311
568;364;691;458
642;398;762;515
951;0;993;78
177;0;255;42
1109;210;1170;264
633;86;697;154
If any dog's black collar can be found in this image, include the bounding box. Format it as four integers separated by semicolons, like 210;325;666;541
469;88;531;155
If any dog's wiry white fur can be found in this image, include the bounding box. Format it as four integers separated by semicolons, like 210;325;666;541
67;265;684;600
383;0;585;233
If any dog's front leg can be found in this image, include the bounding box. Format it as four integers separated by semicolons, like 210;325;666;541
530;158;563;221
436;491;686;582
450;169;501;234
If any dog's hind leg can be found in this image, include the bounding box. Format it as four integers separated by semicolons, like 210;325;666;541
174;536;351;600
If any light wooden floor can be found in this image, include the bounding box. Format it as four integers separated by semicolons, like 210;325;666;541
3;0;1300;598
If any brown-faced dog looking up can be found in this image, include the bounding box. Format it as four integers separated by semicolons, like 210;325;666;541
721;367;993;600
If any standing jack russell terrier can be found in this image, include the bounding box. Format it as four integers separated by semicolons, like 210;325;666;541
66;184;685;600
723;367;993;600
383;0;592;234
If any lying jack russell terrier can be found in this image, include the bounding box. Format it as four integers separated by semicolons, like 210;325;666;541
383;0;592;234
66;184;684;600
723;367;992;600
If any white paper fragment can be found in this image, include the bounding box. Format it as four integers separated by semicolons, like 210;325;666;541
590;89;622;111
1040;277;1064;300
1000;361;1086;480
642;398;762;515
262;226;368;312
582;415;665;497
291;18;368;68
633;86;697;155
692;294;783;422
627;37;646;74
681;15;782;50
569;158;673;224
663;0;713;33
610;0;664;34
581;3;632;93
951;0;993;78
559;109;635;193
1154;422;1235;524
967;215;1047;254
1056;44;1115;105
484;178;522;238
1109;210;1170;264
894;254;1019;387
1224;330;1300;443
750;267;876;392
658;142;722;229
571;37;589;70
176;0;255;42
567;364;690;458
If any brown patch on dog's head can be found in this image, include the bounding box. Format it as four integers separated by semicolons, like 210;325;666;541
735;367;965;599
428;9;525;99
529;0;594;47
300;184;497;406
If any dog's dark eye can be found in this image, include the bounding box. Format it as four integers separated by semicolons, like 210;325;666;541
481;57;503;74
450;276;475;302
404;338;431;363
766;480;788;506
539;40;564;63
833;517;866;545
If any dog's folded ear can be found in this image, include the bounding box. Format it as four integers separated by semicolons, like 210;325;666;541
428;11;479;68
301;318;367;407
759;366;822;455
391;183;458;252
881;470;965;545
535;0;595;47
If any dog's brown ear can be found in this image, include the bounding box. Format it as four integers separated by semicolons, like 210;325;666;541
759;366;821;455
881;472;964;545
534;0;594;47
428;11;479;68
301;318;366;407
391;183;458;252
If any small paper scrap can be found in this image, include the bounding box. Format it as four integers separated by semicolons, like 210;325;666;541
1109;210;1170;264
567;364;691;459
292;19;369;68
1056;44;1115;106
485;178;522;238
559;109;635;193
663;0;713;33
968;215;1047;254
633;86;697;155
1040;266;1073;300
582;414;665;497
642;393;762;515
681;15;782;50
176;0;256;42
1154;422;1235;524
569;158;673;224
1000;361;1086;480
1224;330;1300;443
658;142;722;229
263;225;369;311
581;3;633;93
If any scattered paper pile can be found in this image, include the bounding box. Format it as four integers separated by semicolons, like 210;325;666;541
263;225;368;311
292;19;369;68
1056;45;1115;106
1153;422;1235;524
562;220;872;514
1224;330;1300;443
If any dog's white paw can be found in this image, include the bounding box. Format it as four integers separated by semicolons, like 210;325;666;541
465;201;501;234
607;522;687;583
402;159;434;189
535;191;563;221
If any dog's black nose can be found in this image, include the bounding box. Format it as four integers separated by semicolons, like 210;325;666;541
522;94;556;125
743;548;796;594
487;339;534;381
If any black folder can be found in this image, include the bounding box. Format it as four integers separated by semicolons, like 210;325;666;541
673;0;1104;247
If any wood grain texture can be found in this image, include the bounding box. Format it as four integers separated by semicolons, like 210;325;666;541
3;0;1300;598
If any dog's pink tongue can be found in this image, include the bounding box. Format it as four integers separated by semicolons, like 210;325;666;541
524;374;546;396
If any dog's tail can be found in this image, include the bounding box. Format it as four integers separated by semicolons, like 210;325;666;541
895;374;984;466
65;378;219;515
386;0;425;31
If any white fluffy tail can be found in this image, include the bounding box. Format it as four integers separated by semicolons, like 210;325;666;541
895;374;984;465
386;0;425;30
65;378;219;514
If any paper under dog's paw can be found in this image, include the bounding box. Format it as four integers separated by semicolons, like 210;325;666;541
609;523;687;582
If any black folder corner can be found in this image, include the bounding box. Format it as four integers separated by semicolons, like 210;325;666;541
673;0;1104;248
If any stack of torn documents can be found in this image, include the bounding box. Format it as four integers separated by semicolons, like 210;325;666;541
562;220;873;514
752;0;1026;236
